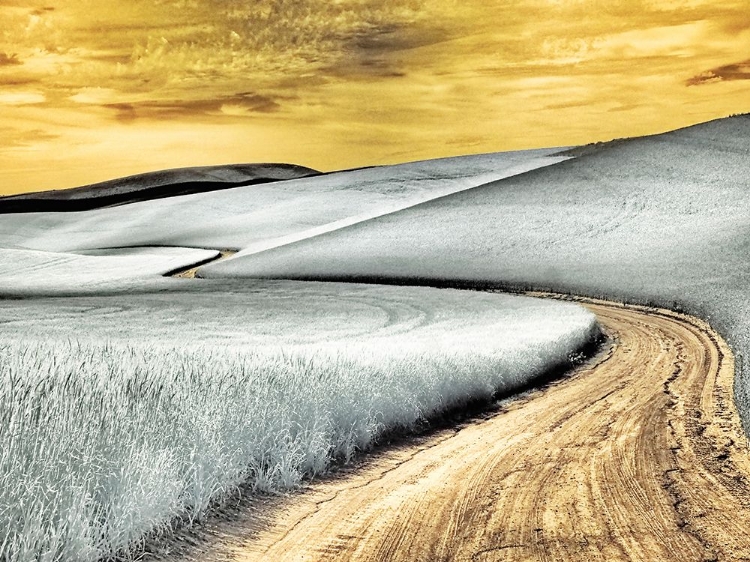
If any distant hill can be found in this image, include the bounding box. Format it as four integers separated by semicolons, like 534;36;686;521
0;163;320;213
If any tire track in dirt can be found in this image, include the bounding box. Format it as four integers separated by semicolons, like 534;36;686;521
175;298;750;561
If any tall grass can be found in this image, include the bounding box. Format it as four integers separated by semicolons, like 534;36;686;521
0;320;598;561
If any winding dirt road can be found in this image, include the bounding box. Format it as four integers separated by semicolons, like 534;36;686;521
181;299;750;562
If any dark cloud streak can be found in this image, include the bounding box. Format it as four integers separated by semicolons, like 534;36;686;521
0;52;22;66
103;92;284;122
688;59;750;85
29;6;54;16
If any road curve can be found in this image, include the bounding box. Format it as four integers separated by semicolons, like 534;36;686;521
185;298;750;562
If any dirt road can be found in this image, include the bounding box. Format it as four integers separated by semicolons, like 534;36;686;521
170;250;237;278
184;299;750;561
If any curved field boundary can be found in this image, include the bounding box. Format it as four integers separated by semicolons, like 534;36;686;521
177;297;750;561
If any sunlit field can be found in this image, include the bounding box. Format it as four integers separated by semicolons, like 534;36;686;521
0;288;599;561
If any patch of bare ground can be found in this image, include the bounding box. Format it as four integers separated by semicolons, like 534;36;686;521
169;250;237;279
164;298;750;561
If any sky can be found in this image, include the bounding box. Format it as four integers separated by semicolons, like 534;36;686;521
0;0;749;194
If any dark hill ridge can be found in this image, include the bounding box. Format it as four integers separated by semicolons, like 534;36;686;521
0;163;320;213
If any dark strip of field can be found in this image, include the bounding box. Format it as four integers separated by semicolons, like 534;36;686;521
0;163;320;214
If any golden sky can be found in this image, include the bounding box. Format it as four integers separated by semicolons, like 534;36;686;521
1;0;749;194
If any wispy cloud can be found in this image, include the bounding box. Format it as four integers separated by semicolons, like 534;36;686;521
0;0;433;127
0;126;59;148
0;91;46;105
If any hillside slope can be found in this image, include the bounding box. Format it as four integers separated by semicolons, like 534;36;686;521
0;149;566;254
0;164;320;213
199;114;750;430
